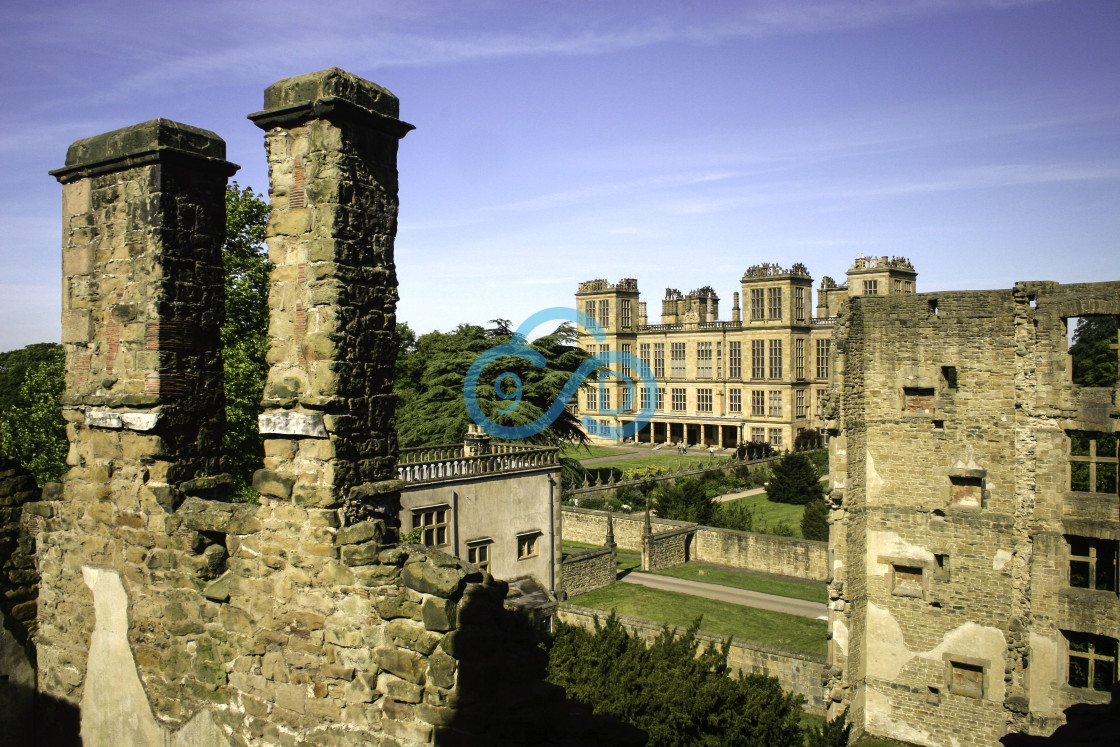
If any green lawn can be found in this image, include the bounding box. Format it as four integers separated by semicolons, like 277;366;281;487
654;563;827;604
720;492;807;537
583;452;727;475
567;583;827;655
560;444;636;460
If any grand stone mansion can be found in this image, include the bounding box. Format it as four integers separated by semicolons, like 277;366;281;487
574;255;917;448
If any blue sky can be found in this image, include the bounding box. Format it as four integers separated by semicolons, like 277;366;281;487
1;0;1118;350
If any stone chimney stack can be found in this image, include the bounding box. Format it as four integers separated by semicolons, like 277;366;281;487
638;301;648;327
248;68;414;523
732;292;741;324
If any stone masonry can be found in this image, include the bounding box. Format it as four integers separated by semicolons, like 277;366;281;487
826;282;1120;745
22;69;644;747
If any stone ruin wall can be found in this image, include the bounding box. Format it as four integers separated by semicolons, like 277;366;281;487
826;283;1120;746
6;68;643;747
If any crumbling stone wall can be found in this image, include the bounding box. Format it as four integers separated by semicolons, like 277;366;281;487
828;283;1120;746
0;458;44;741
29;69;645;747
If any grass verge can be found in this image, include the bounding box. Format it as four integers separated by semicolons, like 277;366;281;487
560;444;636;460
653;563;827;603
567;583;827;655
719;492;808;537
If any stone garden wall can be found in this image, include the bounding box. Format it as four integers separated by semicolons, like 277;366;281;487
562;506;828;581
560;545;618;599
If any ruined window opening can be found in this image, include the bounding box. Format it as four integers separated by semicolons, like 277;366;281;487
412;505;450;548
934;553;950;581
1069;431;1118;494
466;538;492;573
516;531;541;560
932;509;947;520
890;564;925;598
933;420;945;430
941;366;958;389
1066;536;1118;593
948;661;984;698
949;475;984;510
929;299;939;316
926;686;941;705
903;387;936;415
1064;631;1118;692
1067;315;1119;387
1028;295;1038;309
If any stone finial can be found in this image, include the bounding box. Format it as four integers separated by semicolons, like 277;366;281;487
605;510;616;547
643;505;652;537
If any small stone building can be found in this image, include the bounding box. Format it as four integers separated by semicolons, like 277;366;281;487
397;427;562;595
825;281;1120;745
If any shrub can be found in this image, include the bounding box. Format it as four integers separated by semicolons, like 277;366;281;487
801;496;829;541
766;452;825;505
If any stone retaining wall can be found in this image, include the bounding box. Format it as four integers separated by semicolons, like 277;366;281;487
560;545;617;598
643;526;692;572
556;604;828;714
563;506;828;581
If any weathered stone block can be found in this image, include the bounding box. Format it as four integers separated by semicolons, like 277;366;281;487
252;469;293;500
375;646;425;684
402;561;465;598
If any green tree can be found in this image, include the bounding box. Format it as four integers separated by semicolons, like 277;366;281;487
1070;315;1119;387
766;451;825;506
221;182;272;500
394;320;591;448
801;495;829;541
654;477;716;525
0;343;66;484
806;709;852;747
547;613;806;746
